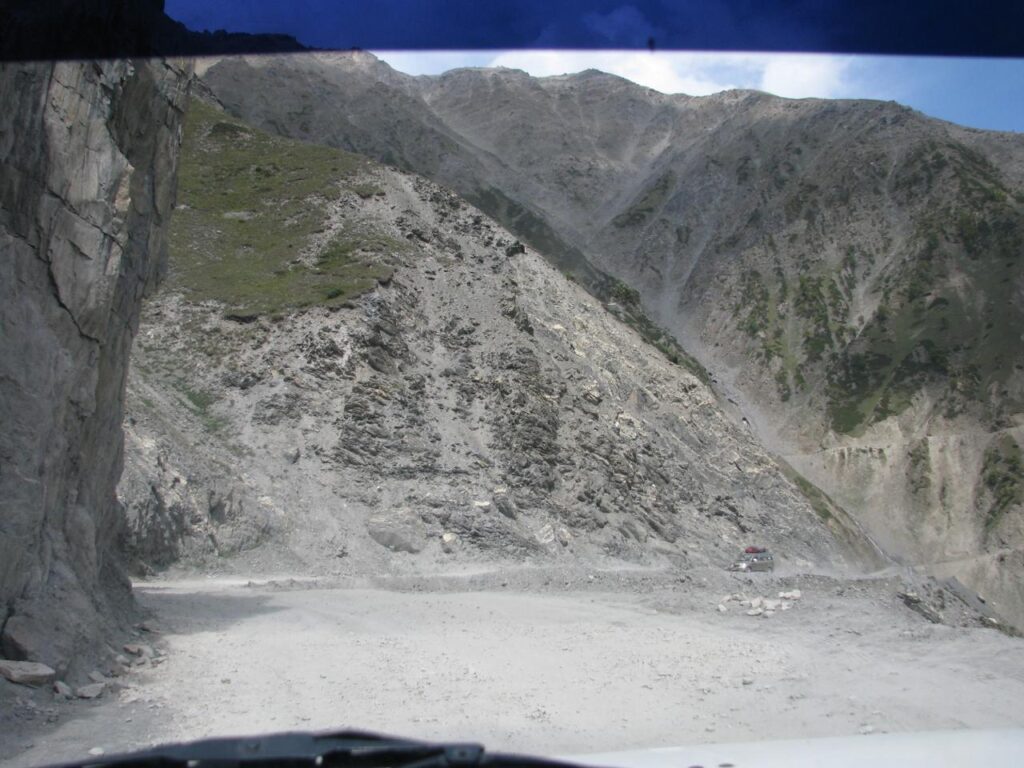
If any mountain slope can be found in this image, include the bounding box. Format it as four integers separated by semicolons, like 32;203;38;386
119;97;876;577
197;53;1024;623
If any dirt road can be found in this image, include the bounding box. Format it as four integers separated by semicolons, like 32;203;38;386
4;570;1024;767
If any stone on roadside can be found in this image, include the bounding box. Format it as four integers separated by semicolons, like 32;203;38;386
779;589;802;600
717;604;728;613
123;643;155;659
88;671;108;684
0;659;56;687
76;682;105;699
751;597;763;609
53;680;73;699
746;608;763;616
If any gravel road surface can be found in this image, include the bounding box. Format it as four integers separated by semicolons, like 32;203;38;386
4;569;1023;767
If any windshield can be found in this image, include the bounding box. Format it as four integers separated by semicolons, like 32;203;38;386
1;4;1023;768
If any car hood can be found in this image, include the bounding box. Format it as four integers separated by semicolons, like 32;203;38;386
561;728;1024;768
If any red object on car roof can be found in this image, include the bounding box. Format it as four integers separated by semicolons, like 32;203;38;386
744;546;767;554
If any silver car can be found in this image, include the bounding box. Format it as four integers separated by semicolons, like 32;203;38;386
728;551;775;572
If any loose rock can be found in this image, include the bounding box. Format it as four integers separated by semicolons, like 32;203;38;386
76;683;105;699
0;659;56;687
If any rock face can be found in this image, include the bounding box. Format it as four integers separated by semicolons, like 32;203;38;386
118;98;877;579
0;59;191;672
199;53;1024;625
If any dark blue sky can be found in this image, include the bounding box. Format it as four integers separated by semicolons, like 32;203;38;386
166;1;1024;132
166;1;1024;56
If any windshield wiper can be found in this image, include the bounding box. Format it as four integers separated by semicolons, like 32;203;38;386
44;729;593;768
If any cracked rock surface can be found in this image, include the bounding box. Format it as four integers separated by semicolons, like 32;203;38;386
0;59;191;674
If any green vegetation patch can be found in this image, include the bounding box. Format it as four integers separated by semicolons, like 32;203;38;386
981;434;1024;533
788;470;833;522
732;268;806;400
602;279;710;382
793;274;841;362
612;172;676;229
175;380;227;432
826;136;1024;434
906;438;932;494
168;98;396;317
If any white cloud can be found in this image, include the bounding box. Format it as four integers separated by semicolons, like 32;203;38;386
758;54;852;98
375;50;859;100
487;50;731;95
372;50;495;77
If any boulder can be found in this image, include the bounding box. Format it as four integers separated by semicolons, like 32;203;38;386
493;495;518;519
76;682;105;699
0;659;56;687
366;509;428;553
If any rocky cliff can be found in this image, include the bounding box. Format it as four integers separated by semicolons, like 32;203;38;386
198;53;1024;624
0;58;190;673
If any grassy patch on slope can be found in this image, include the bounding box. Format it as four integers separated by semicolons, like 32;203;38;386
981;434;1024;534
825;140;1024;434
168;98;396;317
